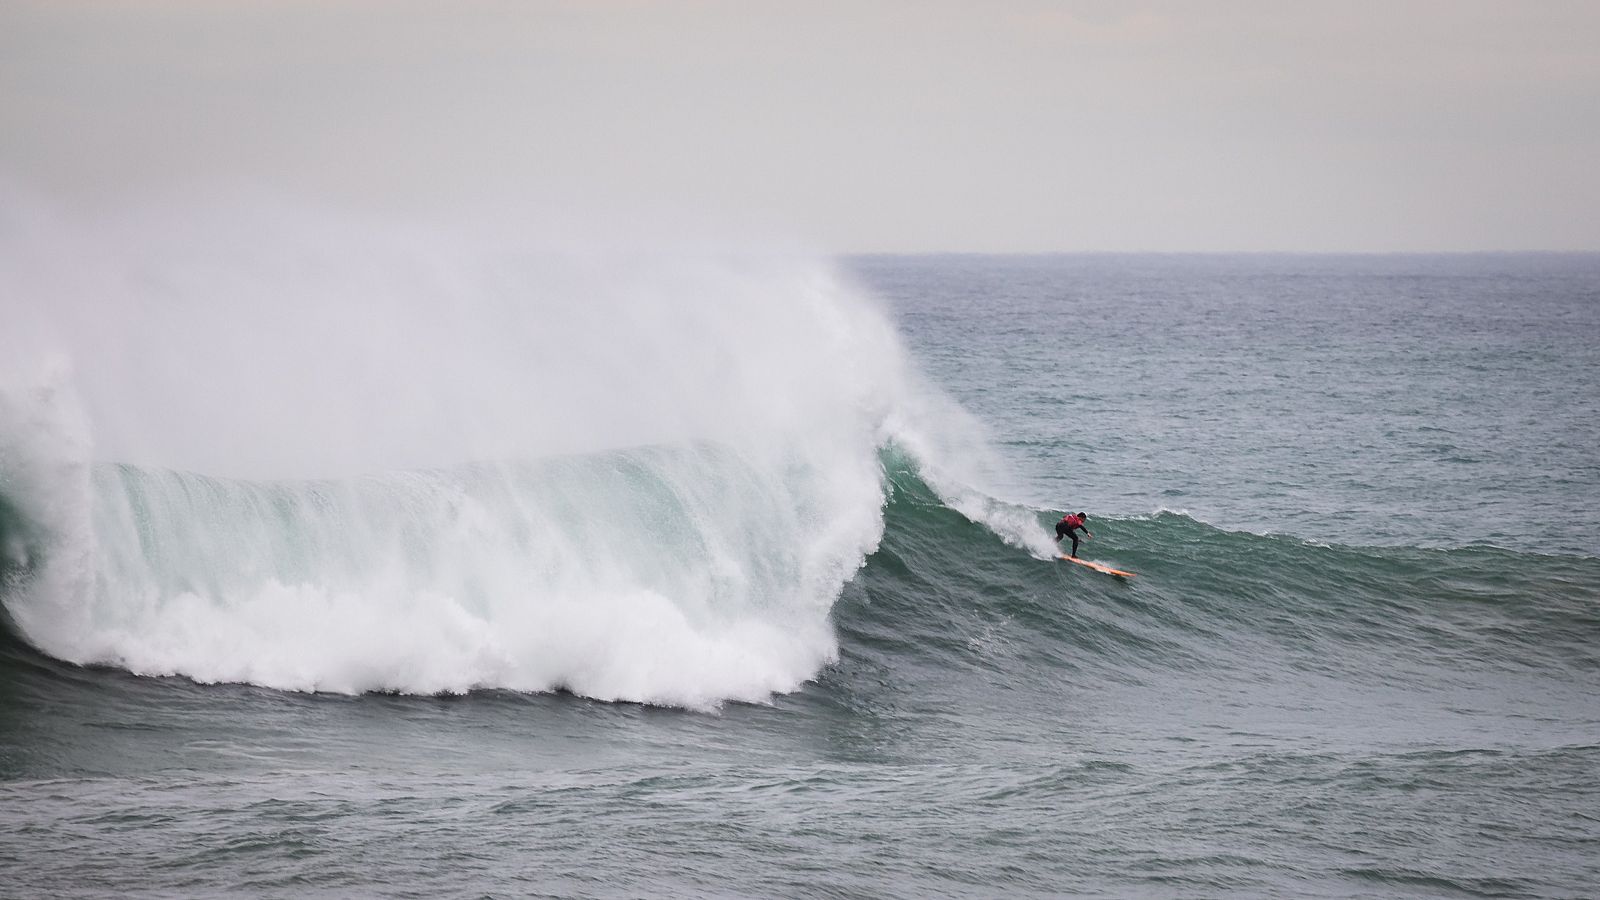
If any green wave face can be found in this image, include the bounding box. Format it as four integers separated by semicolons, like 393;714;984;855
845;463;1600;690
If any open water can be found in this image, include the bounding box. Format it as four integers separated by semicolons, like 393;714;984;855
2;235;1598;897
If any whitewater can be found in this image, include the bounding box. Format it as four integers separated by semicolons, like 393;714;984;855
0;204;1037;708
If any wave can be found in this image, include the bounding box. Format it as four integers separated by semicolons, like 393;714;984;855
4;445;1597;710
3;450;855;704
5;202;1595;709
0;201;1021;708
843;474;1600;690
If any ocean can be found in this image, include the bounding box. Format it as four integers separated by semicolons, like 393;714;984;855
2;245;1598;898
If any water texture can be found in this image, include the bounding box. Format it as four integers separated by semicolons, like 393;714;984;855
3;247;1598;897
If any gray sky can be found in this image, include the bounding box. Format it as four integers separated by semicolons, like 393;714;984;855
4;0;1598;252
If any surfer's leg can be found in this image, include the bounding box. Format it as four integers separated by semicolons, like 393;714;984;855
1069;535;1079;558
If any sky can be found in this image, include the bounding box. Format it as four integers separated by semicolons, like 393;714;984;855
3;0;1598;252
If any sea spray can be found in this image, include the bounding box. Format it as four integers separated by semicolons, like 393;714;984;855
0;362;96;651
0;201;1011;705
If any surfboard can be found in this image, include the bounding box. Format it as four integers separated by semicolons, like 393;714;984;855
1059;556;1136;578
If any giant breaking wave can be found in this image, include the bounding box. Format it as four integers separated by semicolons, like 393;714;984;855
0;202;1038;708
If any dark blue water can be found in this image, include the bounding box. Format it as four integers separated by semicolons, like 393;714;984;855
859;253;1600;555
3;254;1598;898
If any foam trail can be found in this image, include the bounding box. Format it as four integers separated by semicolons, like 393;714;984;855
0;199;1012;706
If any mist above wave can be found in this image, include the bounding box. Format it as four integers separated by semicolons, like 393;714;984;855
0;198;1011;706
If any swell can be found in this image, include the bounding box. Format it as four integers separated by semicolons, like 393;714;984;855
2;219;963;708
5;455;1596;710
834;466;1600;689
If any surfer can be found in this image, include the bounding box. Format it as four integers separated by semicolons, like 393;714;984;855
1055;512;1091;558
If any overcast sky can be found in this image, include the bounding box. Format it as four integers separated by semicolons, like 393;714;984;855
3;0;1598;252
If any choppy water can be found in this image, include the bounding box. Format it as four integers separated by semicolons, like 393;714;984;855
3;250;1598;897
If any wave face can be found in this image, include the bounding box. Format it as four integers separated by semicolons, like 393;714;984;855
853;467;1600;690
0;205;1011;707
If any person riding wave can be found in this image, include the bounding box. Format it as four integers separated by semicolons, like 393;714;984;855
1055;512;1091;558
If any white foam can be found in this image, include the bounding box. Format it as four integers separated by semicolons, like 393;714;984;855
0;198;1004;706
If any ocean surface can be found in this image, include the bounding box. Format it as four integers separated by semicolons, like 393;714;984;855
3;245;1598;898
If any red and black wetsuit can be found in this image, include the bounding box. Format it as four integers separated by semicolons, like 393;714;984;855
1056;514;1087;557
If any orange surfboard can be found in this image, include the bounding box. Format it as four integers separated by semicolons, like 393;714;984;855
1059;556;1136;578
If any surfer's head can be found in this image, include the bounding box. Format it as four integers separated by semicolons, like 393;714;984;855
1078;512;1087;519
